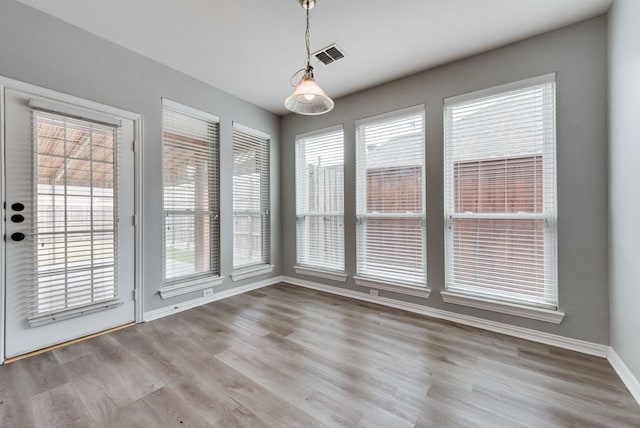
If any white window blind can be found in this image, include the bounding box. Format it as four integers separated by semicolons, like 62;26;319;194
444;75;557;309
295;126;345;272
355;106;426;286
162;100;220;283
232;124;270;269
31;109;121;320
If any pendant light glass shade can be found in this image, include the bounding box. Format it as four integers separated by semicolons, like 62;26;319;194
285;0;334;115
285;73;334;115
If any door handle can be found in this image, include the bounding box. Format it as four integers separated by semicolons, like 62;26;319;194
11;203;25;212
11;214;25;223
11;232;26;242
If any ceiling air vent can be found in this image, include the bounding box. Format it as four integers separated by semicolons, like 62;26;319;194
313;44;345;66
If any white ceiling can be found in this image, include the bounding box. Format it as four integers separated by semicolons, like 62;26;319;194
17;0;612;115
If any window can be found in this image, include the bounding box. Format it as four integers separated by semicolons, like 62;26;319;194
444;75;557;310
232;123;271;270
295;126;345;274
33;109;119;318
162;100;220;285
355;106;426;287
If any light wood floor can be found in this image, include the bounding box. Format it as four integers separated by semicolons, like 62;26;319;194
1;283;639;427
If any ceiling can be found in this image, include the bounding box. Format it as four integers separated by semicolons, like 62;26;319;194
17;0;613;116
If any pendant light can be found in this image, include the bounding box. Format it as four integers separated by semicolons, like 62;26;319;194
284;0;334;115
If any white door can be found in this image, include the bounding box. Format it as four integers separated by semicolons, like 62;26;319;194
3;88;136;359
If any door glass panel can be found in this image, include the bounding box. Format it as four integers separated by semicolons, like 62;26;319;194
33;111;118;318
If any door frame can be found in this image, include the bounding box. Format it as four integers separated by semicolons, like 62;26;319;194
0;75;144;364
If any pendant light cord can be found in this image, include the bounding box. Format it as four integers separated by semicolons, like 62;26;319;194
305;7;312;71
289;2;314;87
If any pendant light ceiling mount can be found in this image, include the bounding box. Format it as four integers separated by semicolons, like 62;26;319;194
299;0;315;9
285;0;334;115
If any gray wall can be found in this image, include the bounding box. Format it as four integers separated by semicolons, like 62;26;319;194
609;0;640;378
281;16;610;344
0;0;282;313
0;0;614;346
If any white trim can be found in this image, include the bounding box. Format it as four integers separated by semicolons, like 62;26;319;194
355;104;425;126
0;76;141;120
281;276;609;358
441;291;565;324
145;276;284;322
231;264;275;281
159;276;225;299
133;116;144;323
232;122;270;140
29;98;122;127
0;84;7;364
444;73;556;105
353;276;431;298
295;123;344;140
161;98;219;123
293;266;348;282
608;348;640;406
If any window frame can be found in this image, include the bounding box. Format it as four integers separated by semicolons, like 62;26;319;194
231;122;273;279
443;74;561;321
354;105;428;290
30;107;122;323
294;125;346;278
159;99;222;298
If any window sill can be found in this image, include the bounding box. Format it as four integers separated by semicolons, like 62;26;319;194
440;291;565;324
294;266;348;282
159;276;225;299
353;276;431;298
231;264;274;282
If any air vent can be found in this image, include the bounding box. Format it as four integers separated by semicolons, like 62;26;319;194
313;44;346;66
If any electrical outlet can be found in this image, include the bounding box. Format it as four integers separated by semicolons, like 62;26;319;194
203;288;214;297
369;289;379;297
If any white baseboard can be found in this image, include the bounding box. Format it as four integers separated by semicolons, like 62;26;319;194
608;348;640;406
281;276;610;358
143;276;285;322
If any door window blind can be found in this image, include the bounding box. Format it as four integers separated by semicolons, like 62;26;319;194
162;100;220;283
295;126;345;272
444;75;557;308
232;124;270;269
355;106;426;286
31;109;120;319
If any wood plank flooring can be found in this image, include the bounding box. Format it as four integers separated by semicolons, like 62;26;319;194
1;283;639;427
